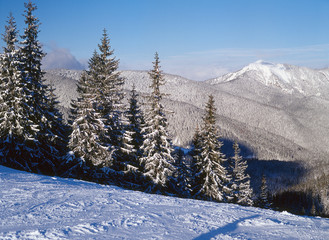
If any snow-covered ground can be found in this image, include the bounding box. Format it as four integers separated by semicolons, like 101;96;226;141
1;166;329;240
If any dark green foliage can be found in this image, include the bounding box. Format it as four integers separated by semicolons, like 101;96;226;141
172;148;192;197
190;126;202;170
271;172;329;217
41;83;69;173
273;190;325;216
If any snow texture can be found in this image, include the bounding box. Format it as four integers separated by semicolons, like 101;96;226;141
1;165;329;240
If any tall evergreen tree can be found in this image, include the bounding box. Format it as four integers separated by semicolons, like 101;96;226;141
68;69;110;169
140;52;175;193
18;1;64;174
193;95;231;202
0;13;34;171
96;29;125;169
121;85;145;176
230;141;253;206
20;1;47;117
67;29;125;176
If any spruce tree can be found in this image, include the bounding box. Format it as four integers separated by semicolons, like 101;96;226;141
67;29;125;178
96;29;125;169
19;1;64;175
140;52;175;193
193;95;231;202
0;13;34;171
121;85;145;178
231;141;253;206
20;1;47;118
258;174;271;209
68;69;110;169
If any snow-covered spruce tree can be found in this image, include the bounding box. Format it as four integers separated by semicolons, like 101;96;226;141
140;52;175;193
230;141;253;206
68;64;111;171
0;13;34;171
67;30;125;178
258;173;271;209
121;85;145;180
20;1;47;123
96;29;125;171
193;95;231;202
62;50;104;178
18;1;66;175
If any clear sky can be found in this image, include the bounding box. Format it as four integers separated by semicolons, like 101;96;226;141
1;0;329;80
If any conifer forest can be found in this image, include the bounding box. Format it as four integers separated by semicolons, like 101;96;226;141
1;1;328;218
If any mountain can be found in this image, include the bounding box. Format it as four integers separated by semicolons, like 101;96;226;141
204;61;329;165
44;63;329;168
1;165;329;239
208;60;329;97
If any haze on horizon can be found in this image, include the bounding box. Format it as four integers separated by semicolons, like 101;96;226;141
0;0;328;80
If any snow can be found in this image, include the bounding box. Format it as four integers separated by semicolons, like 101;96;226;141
1;166;329;239
208;60;329;97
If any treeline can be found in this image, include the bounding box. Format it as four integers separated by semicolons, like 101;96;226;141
272;171;329;217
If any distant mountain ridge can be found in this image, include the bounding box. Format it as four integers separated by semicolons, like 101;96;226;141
207;60;329;98
44;62;329;167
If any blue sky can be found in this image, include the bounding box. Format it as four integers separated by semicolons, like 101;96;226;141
1;0;329;80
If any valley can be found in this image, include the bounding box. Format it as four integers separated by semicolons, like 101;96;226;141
45;61;329;166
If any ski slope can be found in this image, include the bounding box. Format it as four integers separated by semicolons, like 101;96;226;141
1;165;329;240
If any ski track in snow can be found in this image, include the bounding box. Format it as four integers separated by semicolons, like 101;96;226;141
1;166;329;240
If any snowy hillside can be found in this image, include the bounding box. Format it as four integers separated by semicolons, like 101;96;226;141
44;66;329;164
45;70;80;108
208;60;329;97
1;165;329;240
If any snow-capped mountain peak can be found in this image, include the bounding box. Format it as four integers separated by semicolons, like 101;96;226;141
208;61;329;96
241;60;292;86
